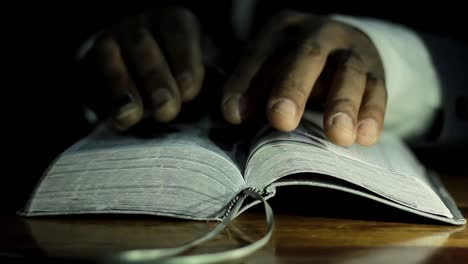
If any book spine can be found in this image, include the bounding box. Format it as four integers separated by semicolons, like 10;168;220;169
222;187;268;220
221;195;241;220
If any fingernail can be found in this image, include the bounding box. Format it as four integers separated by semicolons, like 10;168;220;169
152;89;173;109
113;93;137;120
177;72;195;99
222;93;246;123
358;118;379;143
113;93;133;110
329;112;354;136
268;98;297;117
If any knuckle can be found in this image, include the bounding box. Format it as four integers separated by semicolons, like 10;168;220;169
279;79;308;100
367;73;386;88
300;38;322;56
366;73;388;101
328;98;359;116
107;71;133;91
339;52;366;75
300;16;333;36
321;21;347;38
142;67;166;84
361;103;386;118
142;67;177;89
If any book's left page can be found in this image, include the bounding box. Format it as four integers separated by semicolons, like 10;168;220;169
21;118;247;221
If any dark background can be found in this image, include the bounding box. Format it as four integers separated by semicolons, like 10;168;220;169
4;1;468;213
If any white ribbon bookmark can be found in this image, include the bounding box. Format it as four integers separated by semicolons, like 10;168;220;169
103;188;274;264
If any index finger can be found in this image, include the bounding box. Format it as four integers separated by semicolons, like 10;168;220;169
267;22;348;131
153;7;205;102
222;11;307;124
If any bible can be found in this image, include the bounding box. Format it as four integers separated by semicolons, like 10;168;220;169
19;110;466;262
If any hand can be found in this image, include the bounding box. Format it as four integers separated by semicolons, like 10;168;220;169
222;11;386;147
82;7;205;131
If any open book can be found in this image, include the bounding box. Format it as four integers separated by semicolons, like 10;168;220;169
21;111;465;225
19;111;465;261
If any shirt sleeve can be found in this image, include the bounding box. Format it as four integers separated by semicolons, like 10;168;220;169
330;14;468;147
330;14;444;143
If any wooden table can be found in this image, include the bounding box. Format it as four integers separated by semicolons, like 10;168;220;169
1;174;467;263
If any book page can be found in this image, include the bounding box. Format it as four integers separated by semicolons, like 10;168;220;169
245;111;452;218
295;111;424;178
24;118;247;220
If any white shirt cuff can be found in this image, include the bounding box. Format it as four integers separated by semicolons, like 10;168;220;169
330;14;442;141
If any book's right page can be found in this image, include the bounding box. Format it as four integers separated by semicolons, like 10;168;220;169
244;111;466;225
